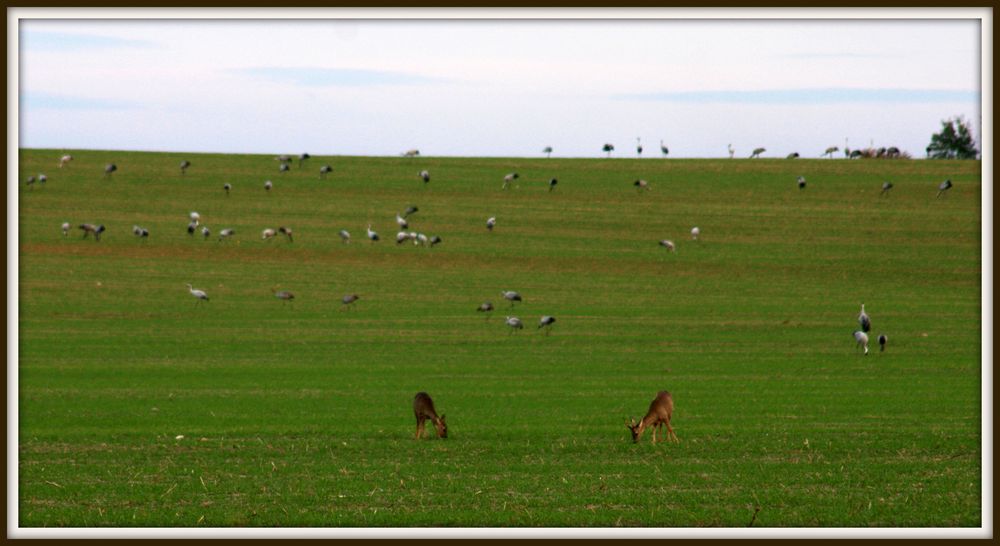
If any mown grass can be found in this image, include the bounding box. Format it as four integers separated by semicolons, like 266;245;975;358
16;149;981;528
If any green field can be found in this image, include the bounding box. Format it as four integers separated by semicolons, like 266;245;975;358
16;149;982;528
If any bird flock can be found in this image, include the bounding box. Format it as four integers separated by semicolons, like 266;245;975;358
36;151;957;352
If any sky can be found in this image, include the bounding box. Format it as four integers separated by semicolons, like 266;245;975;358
14;11;985;159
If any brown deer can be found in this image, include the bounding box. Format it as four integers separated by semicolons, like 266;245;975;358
627;391;678;444
413;392;447;439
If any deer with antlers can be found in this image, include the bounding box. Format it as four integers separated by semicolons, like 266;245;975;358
627;391;678;444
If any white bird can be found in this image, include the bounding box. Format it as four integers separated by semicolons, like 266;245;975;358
218;228;235;241
38;174;47;184
502;290;522;306
26;175;36;188
878;334;887;352
420;170;430;184
505;316;524;334
538;315;556;335
396;231;411;245
132;225;149;239
186;283;209;304
264;180;273;191
404;149;420;157
320;165;332;178
201;226;210;239
691;227;700;241
659;239;676;252
367;224;379;243
396;214;409;230
59;154;73;168
502;173;519;190
273;289;295;303
339;229;351;244
189;212;200;224
224;183;232;195
61;222;70;236
79;224;105;240
262;228;277;240
797;176;806;190
858;303;871;333
854;331;869;355
415;233;429;246
486;217;496;231
634;179;650;191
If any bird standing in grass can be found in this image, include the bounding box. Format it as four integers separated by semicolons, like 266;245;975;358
59;154;73;168
429;235;442;247
797;176;806;190
634;179;650;191
937;179;952;198
691;227;700;241
538;315;556;335
396;214;409;230
273;288;295;304
201;226;210;240
367;224;380;243
279;163;290;174
264;180;273;192
854;331;869;355
279;226;293;242
549;178;558;192
186;283;209;304
881;181;893;196
224;183;232;195
180;160;191;174
659;239;675;252
502;173;519;190
320;165;332;179
502;290;522;307
132;225;149;240
342;294;360;309
403;205;419;218
218;228;235;241
506;316;524;334
339;229;351;244
79;224;105;241
858;303;871;333
104;163;117;177
878;334;887;352
420;170;430;184
262;228;276;241
486;216;496;232
61;222;70;236
477;302;494;318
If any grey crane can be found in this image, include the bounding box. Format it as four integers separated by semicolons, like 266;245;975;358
420;170;430;184
502;172;519;190
786;152;800;159
880;181;893;196
858;303;871;333
26;175;36;188
224;183;231;195
505;316;524;334
543;146;553;158
189;211;200;224
396;213;409;230
59;154;73;168
477;301;494;319
750;148;765;159
104;163;117;177
403;149;420;157
367;224;380;243
854;331;869;355
727;143;734;159
279;163;290;174
339;229;351;244
486;216;496;231
218;228;235;241
636;137;643;158
548;178;558;192
262;228;277;241
61;222;70;236
180;160;191;174
502;290;522;307
403;205;419;218
38;174;47;185
878;334;887;352
132;225;149;240
634;179;650;191
264;180;272;192
187;221;198;236
798;176;806;190
662;140;670;158
823;146;839;158
936;179;952;198
201;226;210;240
278;226;293;242
538;315;556;335
79;223;105;240
342;294;360;309
298;153;311;168
273;288;295;303
186;283;209;304
275;154;293;164
691;227;700;241
659;239;676;252
396;231;411;245
602;143;615;158
320;165;332;179
429;235;442;247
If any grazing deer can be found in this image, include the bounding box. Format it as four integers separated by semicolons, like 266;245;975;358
413;392;447;439
627;391;678;444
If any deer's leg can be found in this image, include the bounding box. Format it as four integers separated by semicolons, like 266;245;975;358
415;418;424;440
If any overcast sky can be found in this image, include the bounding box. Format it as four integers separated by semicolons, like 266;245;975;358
15;12;983;158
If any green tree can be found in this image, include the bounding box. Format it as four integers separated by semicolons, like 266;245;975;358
926;116;978;159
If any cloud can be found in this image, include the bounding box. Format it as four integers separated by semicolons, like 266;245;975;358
616;88;979;104
234;67;447;87
20;31;157;51
21;92;141;110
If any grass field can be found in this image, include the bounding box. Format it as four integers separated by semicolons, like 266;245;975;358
15;149;983;529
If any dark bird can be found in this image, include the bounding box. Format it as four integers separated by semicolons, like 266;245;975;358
786;152;800;159
104;163;117;177
79;223;105;241
661;140;669;157
403;205;419;218
298;153;311;168
320;165;332;178
636;137;643;158
180;160;191;174
750;148;765;159
224;183;232;195
936;179;952;198
429;235;442;247
278;226;293;242
880;181;893;196
548;178;558;192
420;170;430;184
797;176;806;190
279;163;290;174
187;221;197;236
878;334;887;352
